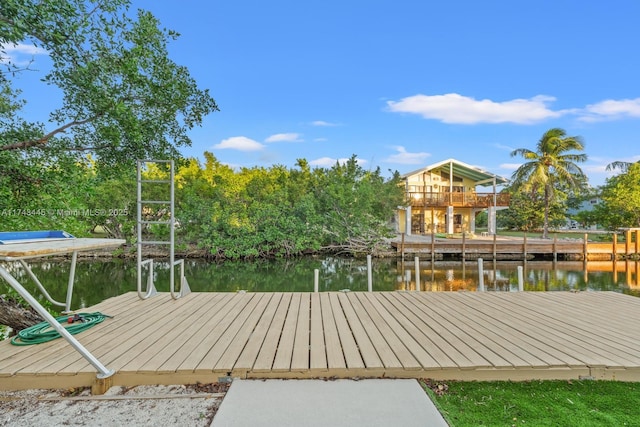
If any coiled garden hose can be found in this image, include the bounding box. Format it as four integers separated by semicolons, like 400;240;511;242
11;312;112;346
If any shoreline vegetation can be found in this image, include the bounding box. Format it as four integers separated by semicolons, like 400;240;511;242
72;228;628;261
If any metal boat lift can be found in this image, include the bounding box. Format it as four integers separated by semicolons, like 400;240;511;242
0;233;125;381
136;159;190;300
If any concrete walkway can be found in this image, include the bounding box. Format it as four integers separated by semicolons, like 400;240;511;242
211;379;448;427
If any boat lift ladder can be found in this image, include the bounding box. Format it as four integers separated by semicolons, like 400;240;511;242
136;159;191;300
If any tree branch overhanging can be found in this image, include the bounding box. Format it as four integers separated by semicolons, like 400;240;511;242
0;114;100;151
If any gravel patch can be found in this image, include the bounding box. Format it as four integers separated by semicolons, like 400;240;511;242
0;383;229;427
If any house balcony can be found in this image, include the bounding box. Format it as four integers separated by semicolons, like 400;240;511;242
406;192;510;208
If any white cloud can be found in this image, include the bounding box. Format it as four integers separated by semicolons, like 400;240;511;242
384;146;431;164
579;98;640;122
309;157;367;167
313;137;328;142
213;136;265;151
0;43;48;65
499;163;522;171
265;133;302;143
387;93;565;124
493;143;516;152
311;120;338;127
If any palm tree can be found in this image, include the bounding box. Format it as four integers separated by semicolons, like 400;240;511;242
510;128;587;239
605;160;639;173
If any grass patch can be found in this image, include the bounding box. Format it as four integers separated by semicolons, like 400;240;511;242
421;379;640;427
491;230;619;242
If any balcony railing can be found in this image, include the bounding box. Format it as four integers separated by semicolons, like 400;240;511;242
406;192;510;208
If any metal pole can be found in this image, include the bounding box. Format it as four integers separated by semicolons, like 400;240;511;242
137;160;143;299
0;266;114;378
64;251;78;313
170;160;176;298
367;255;373;292
462;231;466;261
477;258;485;292
414;256;420;291
517;265;524;291
18;260;65;309
314;269;319;293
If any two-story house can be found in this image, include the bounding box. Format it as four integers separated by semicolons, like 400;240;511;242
399;159;509;236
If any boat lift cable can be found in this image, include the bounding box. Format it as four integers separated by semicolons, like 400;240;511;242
11;312;113;346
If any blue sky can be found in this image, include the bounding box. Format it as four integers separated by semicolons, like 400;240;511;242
5;0;640;187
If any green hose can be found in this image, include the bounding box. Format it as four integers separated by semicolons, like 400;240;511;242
11;312;112;346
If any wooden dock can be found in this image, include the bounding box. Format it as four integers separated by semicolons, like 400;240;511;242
392;232;640;261
2;291;640;393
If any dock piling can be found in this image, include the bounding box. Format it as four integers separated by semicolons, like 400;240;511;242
414;256;420;291
367;255;373;292
517;266;524;291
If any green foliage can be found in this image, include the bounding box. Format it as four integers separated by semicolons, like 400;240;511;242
429;380;640;427
175;154;403;258
83;168;137;240
593;163;640;230
0;151;96;235
2;152;402;259
0;0;218;167
510;128;587;238
311;156;404;255
475;211;488;228
0;2;401;257
571;209;599;229
498;188;567;231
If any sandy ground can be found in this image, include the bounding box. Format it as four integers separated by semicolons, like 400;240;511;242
0;383;230;427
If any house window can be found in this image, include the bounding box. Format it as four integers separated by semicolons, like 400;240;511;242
440;171;463;182
442;186;464;193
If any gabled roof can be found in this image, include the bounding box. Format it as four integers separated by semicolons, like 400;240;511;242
401;158;509;187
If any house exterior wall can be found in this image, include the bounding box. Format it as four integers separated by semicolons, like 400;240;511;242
399;160;509;236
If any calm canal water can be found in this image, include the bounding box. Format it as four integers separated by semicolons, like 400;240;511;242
2;257;639;310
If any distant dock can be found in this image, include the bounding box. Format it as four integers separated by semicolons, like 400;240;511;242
392;230;640;261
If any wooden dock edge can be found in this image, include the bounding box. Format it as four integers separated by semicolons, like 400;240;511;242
7;366;640;394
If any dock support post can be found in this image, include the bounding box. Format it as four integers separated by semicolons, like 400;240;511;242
405;270;411;291
517;265;524;291
584;233;588;260
367;255;373;292
523;233;527;260
92;375;114;396
492;233;497;260
613;233;618;260
626;230;631;256
477;258;484;292
553;234;557;262
314;269;319;293
462;232;466;261
414;256;420;291
431;226;435;263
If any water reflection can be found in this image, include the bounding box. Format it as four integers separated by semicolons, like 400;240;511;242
398;259;640;296
1;257;639;310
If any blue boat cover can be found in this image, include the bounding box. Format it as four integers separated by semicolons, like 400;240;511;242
0;230;75;244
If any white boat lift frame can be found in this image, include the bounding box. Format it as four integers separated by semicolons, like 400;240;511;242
0;237;126;380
